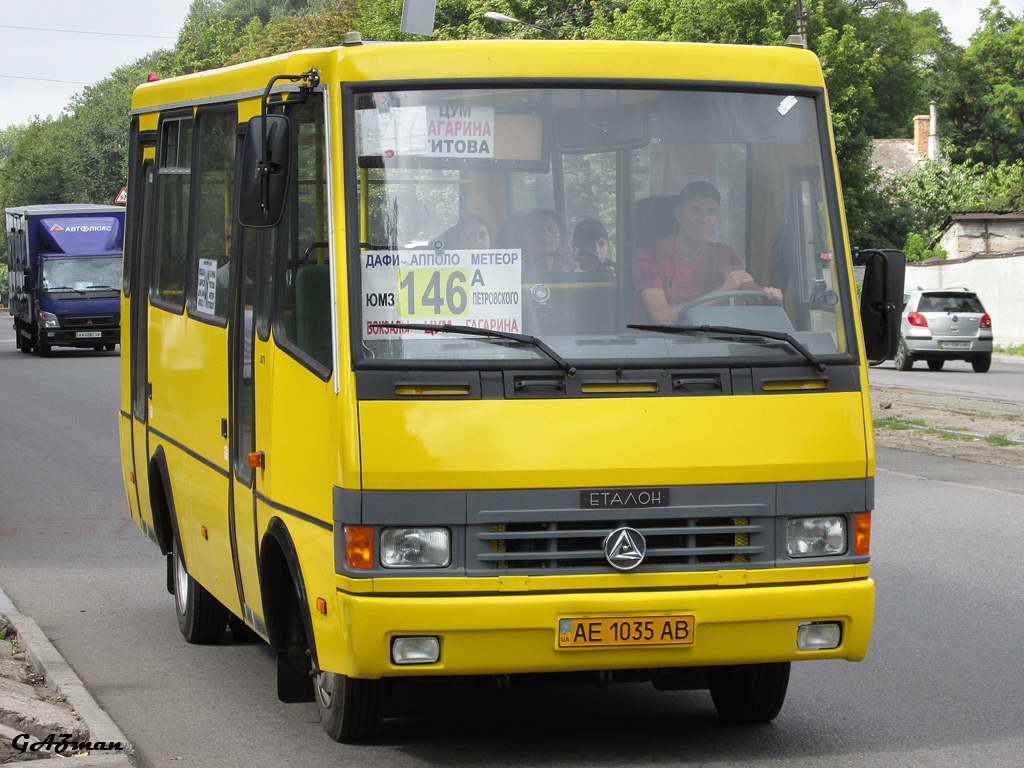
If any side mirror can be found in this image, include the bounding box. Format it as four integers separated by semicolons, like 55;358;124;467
856;248;906;365
238;115;291;228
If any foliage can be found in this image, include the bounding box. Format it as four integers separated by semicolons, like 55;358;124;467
878;157;1024;251
937;1;1024;167
901;232;946;262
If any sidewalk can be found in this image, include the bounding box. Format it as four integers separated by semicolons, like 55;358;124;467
0;588;134;765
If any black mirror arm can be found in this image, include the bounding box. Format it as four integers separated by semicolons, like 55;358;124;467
257;68;321;215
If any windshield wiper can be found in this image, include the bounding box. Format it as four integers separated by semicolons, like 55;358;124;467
44;285;87;295
628;323;827;373
377;322;577;376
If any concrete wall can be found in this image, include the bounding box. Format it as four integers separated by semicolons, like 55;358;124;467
906;251;1024;345
936;215;1024;257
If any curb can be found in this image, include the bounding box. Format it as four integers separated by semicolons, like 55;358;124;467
0;587;134;766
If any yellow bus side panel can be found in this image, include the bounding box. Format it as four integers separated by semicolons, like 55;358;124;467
358;391;869;490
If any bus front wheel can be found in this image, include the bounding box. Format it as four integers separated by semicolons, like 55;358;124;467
708;662;790;723
315;671;383;743
172;537;228;644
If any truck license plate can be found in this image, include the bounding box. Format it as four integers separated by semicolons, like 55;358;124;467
76;331;102;339
558;615;694;648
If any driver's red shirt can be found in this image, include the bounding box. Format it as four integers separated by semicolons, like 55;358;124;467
632;236;742;323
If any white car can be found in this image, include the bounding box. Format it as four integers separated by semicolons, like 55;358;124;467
894;287;993;372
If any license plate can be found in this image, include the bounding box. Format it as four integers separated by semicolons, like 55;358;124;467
558;615;695;648
941;341;970;350
76;331;102;339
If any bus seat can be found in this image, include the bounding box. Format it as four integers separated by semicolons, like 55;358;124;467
622;195;679;325
294;264;332;369
633;195;679;250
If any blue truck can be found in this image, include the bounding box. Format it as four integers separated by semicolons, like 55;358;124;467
5;204;124;356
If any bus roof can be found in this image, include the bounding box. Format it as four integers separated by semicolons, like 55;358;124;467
131;39;826;116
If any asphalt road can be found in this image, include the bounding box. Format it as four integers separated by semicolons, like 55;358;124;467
2;319;1024;767
869;355;1024;404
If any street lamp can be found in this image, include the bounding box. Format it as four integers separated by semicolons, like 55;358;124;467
483;11;556;37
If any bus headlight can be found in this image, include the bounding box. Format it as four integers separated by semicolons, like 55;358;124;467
39;311;60;329
786;516;846;557
380;528;451;568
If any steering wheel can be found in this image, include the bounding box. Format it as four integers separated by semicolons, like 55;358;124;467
676;290;769;319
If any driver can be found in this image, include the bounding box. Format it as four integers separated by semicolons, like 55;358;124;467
633;180;782;324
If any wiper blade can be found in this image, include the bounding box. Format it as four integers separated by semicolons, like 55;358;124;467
628;323;827;373
378;323;577;376
45;285;87;295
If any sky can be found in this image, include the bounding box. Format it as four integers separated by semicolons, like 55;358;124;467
0;1;1021;130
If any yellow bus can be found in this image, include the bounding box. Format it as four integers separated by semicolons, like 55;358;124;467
118;35;903;742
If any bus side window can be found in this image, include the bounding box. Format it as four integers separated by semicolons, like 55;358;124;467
189;107;237;321
152;114;193;311
271;95;333;376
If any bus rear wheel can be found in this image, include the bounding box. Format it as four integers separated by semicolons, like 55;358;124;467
172;537;228;644
708;662;790;723
315;671;383;743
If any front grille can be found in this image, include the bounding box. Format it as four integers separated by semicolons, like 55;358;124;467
63;314;118;328
475;515;766;572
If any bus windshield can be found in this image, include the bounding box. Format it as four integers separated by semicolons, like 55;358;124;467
352;85;850;369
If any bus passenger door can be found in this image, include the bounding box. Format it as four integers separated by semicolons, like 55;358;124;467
230;222;266;637
129;156;156;538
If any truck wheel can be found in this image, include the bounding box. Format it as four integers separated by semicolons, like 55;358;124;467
316;671;384;743
19;324;32;354
709;662;790;723
893;338;913;371
172;536;228;644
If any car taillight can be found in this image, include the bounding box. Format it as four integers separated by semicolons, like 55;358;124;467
907;312;928;327
980;313;991;329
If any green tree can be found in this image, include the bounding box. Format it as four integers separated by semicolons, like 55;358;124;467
0;119;74;209
938;0;1024;167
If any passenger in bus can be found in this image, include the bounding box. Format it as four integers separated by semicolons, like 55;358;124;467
633;180;782;325
439;214;492;250
572;218;615;273
522;208;578;276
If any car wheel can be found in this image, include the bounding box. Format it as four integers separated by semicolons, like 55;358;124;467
709;662;790;723
927;358;944;371
972;354;992;373
316;670;384;743
172;536;228;644
894;338;913;371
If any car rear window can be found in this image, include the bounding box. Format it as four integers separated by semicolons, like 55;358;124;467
918;293;985;313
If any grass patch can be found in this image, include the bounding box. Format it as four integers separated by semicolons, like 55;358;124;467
985;434;1016;447
994;343;1024;356
874;416;925;430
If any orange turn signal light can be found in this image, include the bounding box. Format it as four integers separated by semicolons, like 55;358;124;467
345;526;374;570
247;451;265;469
315;597;328;615
854;512;871;555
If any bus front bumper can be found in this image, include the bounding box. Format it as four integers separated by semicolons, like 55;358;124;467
319;571;874;679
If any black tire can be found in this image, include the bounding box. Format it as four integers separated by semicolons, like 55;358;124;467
893;337;913;371
105;343;116;352
315;671;384;743
709;662;790;724
172;536;228;644
227;614;260;643
926;358;944;371
972;354;992;373
19;326;32;354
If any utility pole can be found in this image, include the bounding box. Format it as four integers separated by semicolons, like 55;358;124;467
795;0;808;49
